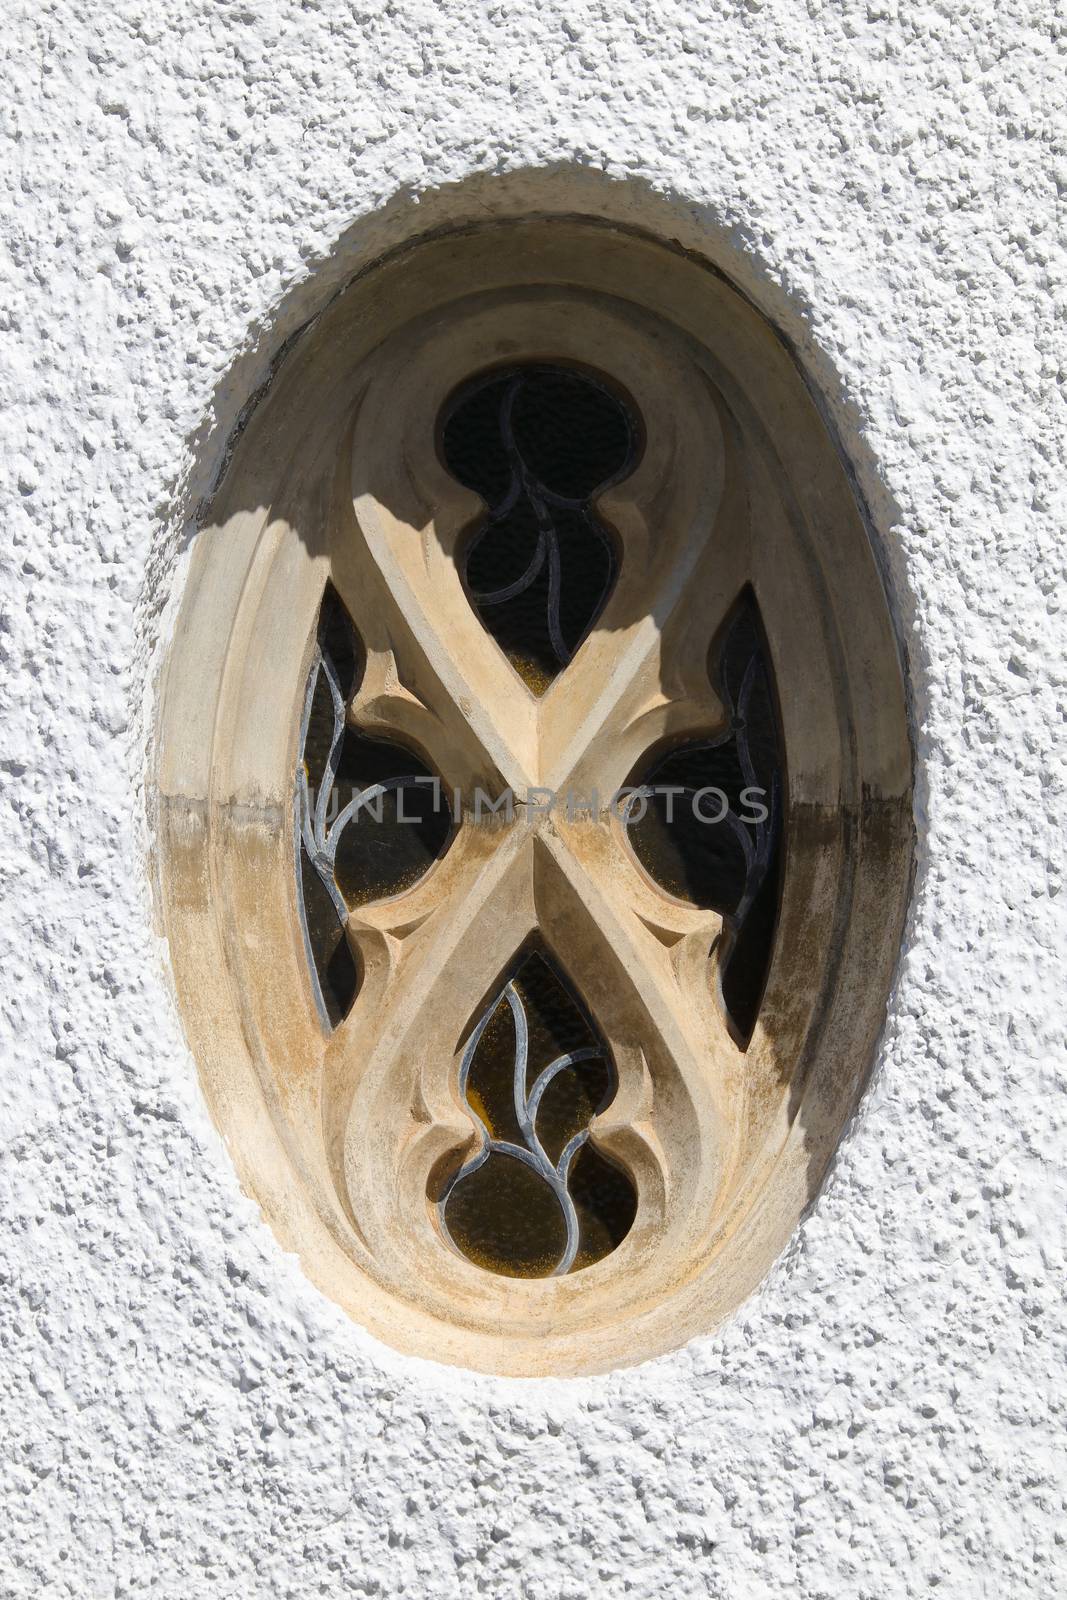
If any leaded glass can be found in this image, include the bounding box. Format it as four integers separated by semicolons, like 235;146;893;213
440;949;637;1277
297;585;452;1026
441;364;639;693
626;595;784;1043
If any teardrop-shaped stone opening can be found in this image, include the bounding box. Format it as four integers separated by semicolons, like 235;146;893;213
297;584;453;1027
624;590;785;1045
439;946;637;1277
440;364;641;694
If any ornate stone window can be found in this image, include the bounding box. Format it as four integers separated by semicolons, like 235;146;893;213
155;217;912;1374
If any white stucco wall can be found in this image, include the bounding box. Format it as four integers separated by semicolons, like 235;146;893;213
2;2;1064;1594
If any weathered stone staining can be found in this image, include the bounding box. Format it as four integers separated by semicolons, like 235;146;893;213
155;217;912;1375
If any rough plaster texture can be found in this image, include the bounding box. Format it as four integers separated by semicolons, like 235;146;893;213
1;1;1064;1595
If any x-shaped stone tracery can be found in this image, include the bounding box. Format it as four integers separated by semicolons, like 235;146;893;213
313;298;763;1279
157;218;913;1369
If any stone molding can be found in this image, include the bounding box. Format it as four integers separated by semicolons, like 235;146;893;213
154;217;913;1374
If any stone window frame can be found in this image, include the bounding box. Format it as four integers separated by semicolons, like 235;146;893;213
154;217;913;1375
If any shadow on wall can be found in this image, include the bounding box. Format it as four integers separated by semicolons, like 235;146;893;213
150;163;914;597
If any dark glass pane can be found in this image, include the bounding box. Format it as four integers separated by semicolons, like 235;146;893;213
628;786;750;912
534;1057;614;1166
441;364;640;693
441;948;637;1277
625;594;784;1045
721;827;782;1042
332;732;450;907
317;584;360;700
297;584;452;1028
569;1143;638;1271
440;1153;568;1280
298;850;359;1027
457;987;524;1149
302;664;343;801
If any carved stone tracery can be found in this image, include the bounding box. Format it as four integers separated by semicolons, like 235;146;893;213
155;217;913;1374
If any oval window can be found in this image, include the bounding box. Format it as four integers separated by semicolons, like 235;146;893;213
155;215;912;1374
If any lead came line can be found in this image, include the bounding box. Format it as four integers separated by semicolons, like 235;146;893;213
296;624;442;1024
438;979;607;1277
452;366;631;684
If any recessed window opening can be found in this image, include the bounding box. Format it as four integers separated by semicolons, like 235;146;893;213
155;212;912;1373
441;362;640;694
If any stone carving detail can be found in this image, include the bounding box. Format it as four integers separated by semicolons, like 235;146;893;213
439;948;636;1278
625;593;783;1043
296;584;450;1026
442;364;637;692
321;314;749;1302
155;217;912;1374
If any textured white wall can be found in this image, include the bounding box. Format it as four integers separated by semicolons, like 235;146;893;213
2;1;1064;1594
